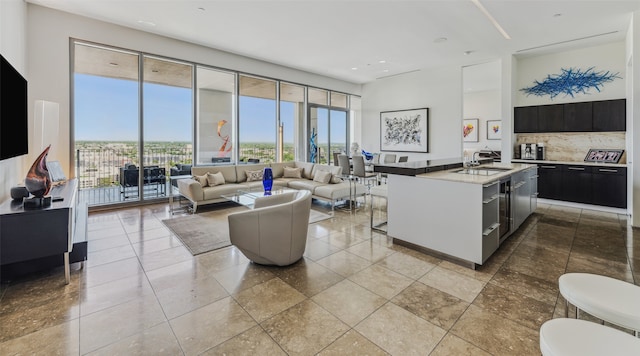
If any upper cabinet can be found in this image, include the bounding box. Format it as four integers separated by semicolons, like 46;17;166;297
593;99;626;131
514;99;625;133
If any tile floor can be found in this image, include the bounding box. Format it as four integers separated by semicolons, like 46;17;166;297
0;200;638;355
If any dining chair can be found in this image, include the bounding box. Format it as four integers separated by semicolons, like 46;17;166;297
338;154;351;176
332;152;340;166
372;153;380;164
383;154;396;163
352;155;377;190
398;156;408;162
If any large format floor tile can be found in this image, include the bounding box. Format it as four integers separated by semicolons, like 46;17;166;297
0;200;636;355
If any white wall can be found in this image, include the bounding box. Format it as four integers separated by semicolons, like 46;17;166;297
463;90;501;152
26;4;361;178
516;41;626;106
628;12;640;226
0;0;28;202
361;65;463;160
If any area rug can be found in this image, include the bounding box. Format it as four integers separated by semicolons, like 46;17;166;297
163;207;332;256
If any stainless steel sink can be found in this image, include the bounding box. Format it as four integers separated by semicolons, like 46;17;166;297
454;168;503;176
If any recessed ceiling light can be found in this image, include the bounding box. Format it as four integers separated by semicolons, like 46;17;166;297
351;67;358;70
379;60;386;64
137;20;156;27
553;13;562;17
383;69;389;73
109;62;118;66
198;7;206;11
152;69;159;73
464;50;474;55
434;37;448;43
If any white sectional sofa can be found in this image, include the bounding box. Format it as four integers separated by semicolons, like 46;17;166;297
177;161;366;212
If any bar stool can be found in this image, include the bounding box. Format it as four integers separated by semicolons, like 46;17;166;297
540;318;640;356
370;184;387;233
559;273;640;337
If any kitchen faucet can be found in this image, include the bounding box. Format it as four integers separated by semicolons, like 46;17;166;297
469;151;481;166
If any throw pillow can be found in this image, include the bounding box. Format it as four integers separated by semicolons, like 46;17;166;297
206;172;225;186
246;169;263;182
283;166;303;179
313;170;332;184
330;174;343;184
193;173;208;187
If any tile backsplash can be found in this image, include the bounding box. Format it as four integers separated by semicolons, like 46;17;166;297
515;132;626;163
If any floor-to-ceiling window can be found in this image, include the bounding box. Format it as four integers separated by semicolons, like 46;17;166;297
73;43;142;203
280;83;305;162
73;41;194;206
308;89;349;164
239;75;277;163
195;67;235;165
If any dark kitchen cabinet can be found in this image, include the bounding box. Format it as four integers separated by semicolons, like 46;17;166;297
514;106;538;133
537;165;563;200
538;104;564;132
562;165;592;203
592;167;627;208
593;99;626;132
536;163;627;208
564;102;592;132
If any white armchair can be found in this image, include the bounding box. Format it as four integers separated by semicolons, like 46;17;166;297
228;190;312;266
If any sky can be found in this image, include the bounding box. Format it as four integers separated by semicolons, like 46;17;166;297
75;73;341;144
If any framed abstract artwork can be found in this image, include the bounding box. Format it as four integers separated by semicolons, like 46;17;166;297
487;120;502;140
463;119;478;142
380;108;429;152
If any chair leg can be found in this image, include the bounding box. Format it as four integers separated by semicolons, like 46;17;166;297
565;299;569;318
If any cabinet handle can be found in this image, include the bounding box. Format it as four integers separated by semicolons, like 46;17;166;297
540;165;556;169
599;168;618;173
483;195;499;204
531;192;539;197
568;167;585;171
482;181;499;188
482;223;500;236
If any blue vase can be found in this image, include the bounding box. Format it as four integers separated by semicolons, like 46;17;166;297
262;167;273;194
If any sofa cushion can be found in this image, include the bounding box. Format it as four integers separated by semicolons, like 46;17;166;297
192;165;237;183
284;167;303;178
294;161;315;179
288;179;327;193
313;170;332;184
236;164;269;182
311;164;342;183
202;184;247;200
207;172;225;186
314;181;366;200
246;170;263;182
270;162;295;178
193;173;208;187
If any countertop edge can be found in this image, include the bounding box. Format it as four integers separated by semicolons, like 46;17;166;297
510;159;627;168
416;163;537;184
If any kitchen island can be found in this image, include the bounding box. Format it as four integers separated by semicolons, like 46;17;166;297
381;160;537;269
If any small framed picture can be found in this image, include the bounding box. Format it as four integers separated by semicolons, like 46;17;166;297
584;149;624;163
463;119;478;142
487;120;501;140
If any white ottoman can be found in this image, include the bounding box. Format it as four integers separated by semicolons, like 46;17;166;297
540;318;640;356
559;273;640;336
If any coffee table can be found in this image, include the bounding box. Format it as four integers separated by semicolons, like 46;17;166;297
222;186;297;209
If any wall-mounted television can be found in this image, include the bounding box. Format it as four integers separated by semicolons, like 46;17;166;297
1;54;28;161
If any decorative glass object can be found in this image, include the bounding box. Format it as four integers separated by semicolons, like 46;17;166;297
25;145;52;198
262;167;273;194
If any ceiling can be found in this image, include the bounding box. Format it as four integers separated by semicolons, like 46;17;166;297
28;0;640;85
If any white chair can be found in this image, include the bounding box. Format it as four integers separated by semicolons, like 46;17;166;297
559;273;640;336
228;190;311;266
370;184;387;233
540;318;640;356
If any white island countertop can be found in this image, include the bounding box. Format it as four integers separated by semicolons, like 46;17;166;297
415;162;537;184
